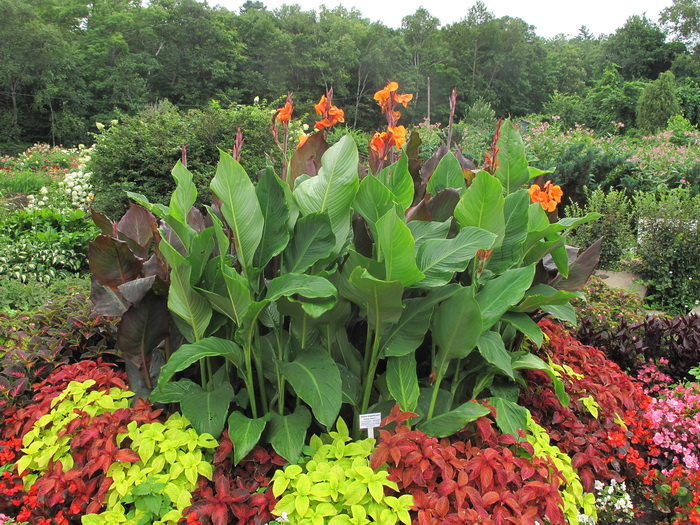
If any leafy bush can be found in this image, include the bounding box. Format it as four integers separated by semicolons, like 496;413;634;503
370;406;568;524
520;319;652;492
92;116;596;463
634;186;700;312
271;417;413;525
580;314;700;383
185;433;285;525
0;274;89;316
565;188;636;269
88;101;292;218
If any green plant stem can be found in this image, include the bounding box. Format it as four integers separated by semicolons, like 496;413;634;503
359;323;382;415
198;358;208;389
301;314;308;349
324;325;332;355
243;333;258;419
251;326;268;413
451;358;463;400
427;367;446;420
275;328;286;414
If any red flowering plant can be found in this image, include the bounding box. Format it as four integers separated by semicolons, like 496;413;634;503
369;81;413;174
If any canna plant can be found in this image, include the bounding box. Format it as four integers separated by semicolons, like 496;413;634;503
88;86;599;464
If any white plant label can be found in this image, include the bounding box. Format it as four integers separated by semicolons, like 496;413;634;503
358;412;382;439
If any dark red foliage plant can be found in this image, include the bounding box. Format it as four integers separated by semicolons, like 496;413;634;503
0;360;163;523
519;318;653;492
184;430;286;525
371;405;566;525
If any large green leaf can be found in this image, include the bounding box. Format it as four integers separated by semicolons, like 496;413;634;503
169;161;197;224
489;396;528;440
454;171;505;241
426;152;466;196
487;190;529;274
266;273;337;318
168;263;212;343
416;227;497;287
516;284;582;312
293;135;359;254
494;121;529;194
157;337;244;388
543;303;578;327
386;354;419;412
211;150;264;275
407;219;451;248
432;286;482;376
282;212;335;273
228;412;268;465
477;331;514;379
354;174;399;234
418;400;490;438
476;265;535;331
149;379;198;404
181;382;234;439
512;353;569;406
254;167;291;269
343;267;404;331
376;153;413;211
188;227;215;285
381;285;459;357
280;349;342;428
500;312;543;348
375;210;424;286
266;407;312;463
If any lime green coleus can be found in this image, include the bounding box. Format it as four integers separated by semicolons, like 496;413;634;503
525;415;597;525
17;380;133;488
271;418;413;525
84;413;217;525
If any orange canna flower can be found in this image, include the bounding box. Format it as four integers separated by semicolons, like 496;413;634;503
370;131;387;154
314;95;328;115
313;93;345;130
394;92;414;108
529;180;563;212
374;81;399;109
296;134;309;149
388;125;406;151
276;101;293;123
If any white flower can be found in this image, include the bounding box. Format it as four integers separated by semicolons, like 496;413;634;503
40;186;48;195
275;512;289;523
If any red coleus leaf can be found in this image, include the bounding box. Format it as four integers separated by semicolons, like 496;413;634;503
114;448;141;463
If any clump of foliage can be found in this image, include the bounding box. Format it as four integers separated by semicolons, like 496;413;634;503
577;313;700;383
0;274;89;316
520;319;652;492
88;101;299;218
370;406;568;524
525;415;597;524
103;107;597;463
633;186;700;313
0;289;116;412
185;432;285;525
636;72;681;135
270;417;413;525
565;188;636;269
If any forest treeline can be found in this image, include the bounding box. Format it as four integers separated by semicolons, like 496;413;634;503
4;0;700;149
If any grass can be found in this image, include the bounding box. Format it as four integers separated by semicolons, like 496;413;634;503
0;169;54;196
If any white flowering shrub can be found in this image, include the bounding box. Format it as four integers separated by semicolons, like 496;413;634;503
594;479;634;523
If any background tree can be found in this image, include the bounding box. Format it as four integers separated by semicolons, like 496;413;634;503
637;70;681;134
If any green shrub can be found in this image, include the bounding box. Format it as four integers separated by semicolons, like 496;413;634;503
270;418;413;525
327;125;370;157
634;186;700;313
565;188;636;269
637;71;681;135
0;274;89;316
89;101;287;218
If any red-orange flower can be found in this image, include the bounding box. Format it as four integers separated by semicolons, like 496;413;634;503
296;134;309;149
370;125;407;156
313;93;344;130
529;180;563;212
388;125;406;150
276;101;293;123
373;81;412;115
